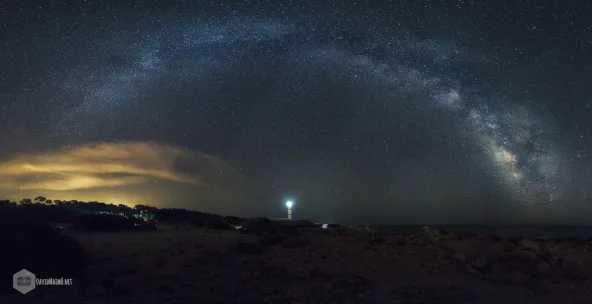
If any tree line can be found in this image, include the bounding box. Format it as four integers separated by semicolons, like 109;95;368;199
0;197;244;228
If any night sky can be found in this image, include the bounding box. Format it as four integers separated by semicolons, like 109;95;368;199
1;1;591;225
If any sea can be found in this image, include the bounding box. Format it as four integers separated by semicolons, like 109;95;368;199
374;225;592;238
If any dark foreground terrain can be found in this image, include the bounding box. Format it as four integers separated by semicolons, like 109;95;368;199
7;225;592;304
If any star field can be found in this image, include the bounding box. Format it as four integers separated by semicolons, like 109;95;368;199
1;0;591;224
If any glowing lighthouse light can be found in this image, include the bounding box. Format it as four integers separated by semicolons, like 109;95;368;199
286;200;293;220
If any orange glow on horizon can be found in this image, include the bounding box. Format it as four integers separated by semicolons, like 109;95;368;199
0;141;239;210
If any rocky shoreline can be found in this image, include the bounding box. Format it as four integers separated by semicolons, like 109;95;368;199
13;225;592;303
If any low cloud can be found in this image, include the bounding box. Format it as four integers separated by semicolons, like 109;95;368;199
0;141;232;191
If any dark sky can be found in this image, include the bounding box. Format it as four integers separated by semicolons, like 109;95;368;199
1;0;591;224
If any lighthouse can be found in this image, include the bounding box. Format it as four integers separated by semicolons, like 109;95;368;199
286;201;293;220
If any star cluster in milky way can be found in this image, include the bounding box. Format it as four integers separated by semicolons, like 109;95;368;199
1;1;591;223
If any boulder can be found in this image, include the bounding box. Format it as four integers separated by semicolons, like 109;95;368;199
368;235;387;245
509;250;538;261
452;253;467;265
412;226;440;245
474;255;489;269
439;241;482;262
518;239;539;252
473;244;504;269
537;261;551;273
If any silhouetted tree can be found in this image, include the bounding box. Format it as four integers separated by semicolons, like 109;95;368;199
19;198;32;205
54;200;62;205
134;204;158;213
45;199;52;205
34;196;47;204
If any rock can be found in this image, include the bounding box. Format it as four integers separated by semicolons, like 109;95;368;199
516;250;539;261
488;235;502;243
85;285;107;297
467;265;479;274
506;271;530;284
507;237;522;244
452;253;467;265
235;242;264;254
474;255;489;269
473;244;502;269
436;249;450;260
369;235;386;245
539;245;561;265
396;237;407;246
440;241;482;263
518;239;539;252
413;226;440;245
537;261;550;273
364;225;378;234
442;232;459;241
